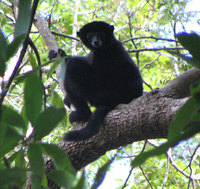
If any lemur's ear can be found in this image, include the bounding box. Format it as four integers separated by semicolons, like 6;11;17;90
77;31;81;37
110;25;114;33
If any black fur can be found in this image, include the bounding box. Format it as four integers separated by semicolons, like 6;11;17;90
63;21;143;141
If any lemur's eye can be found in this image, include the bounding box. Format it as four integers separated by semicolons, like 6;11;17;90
86;33;94;41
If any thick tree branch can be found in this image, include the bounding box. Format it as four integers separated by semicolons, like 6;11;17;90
58;93;188;170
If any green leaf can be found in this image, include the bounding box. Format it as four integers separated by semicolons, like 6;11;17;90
168;97;200;140
0;28;8;52
14;0;32;39
181;123;200;140
29;52;38;69
131;142;169;168
42;143;75;173
51;92;65;108
192;112;200;121
1;105;26;130
0;127;23;157
33;107;65;140
91;158;114;189
72;171;86;189
0;168;26;185
0;123;7;146
28;143;45;189
24;74;43;124
6;34;26;60
0;29;7;75
7;150;26;168
41;174;48;188
47;61;59;78
48;170;75;189
0;56;6;76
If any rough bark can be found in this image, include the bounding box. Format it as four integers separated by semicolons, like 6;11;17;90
20;5;200;188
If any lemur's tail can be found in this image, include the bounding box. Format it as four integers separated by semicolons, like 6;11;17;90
64;106;113;141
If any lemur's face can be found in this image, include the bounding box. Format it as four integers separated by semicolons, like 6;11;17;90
77;21;114;51
85;32;105;49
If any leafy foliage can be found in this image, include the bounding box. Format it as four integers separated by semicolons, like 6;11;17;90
0;0;199;188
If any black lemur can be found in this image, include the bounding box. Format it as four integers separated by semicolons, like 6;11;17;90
50;21;143;141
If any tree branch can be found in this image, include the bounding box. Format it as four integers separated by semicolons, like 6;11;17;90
128;47;184;53
122;36;178;43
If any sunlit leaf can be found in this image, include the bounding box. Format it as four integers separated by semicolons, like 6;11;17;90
29;52;38;69
47;61;59;78
72;171;86;189
51;92;65;109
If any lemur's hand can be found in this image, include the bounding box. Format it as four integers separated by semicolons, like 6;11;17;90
48;48;67;60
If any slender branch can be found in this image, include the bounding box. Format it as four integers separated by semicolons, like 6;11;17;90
123;36;178;43
140;55;161;71
128;47;184;53
51;31;80;41
139;165;153;189
122;166;134;189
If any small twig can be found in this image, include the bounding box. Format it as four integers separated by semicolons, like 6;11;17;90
140;54;161;71
122;166;134;189
51;31;80;41
122;141;148;188
139;165;153;189
126;13;140;67
187;143;200;188
143;79;153;91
